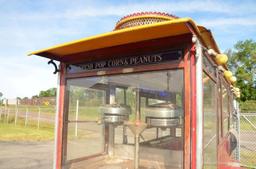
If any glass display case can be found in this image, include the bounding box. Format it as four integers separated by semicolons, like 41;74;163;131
30;11;241;169
64;70;184;169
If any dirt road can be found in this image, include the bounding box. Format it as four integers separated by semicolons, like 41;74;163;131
0;141;53;169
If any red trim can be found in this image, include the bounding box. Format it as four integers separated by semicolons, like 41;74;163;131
56;63;66;169
190;44;197;169
218;138;241;169
184;46;191;169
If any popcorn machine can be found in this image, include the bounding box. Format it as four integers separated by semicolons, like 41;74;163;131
30;12;241;169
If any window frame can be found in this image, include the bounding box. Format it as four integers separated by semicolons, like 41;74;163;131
62;60;189;167
202;70;218;168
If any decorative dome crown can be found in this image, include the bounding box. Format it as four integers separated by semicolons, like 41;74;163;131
114;12;178;30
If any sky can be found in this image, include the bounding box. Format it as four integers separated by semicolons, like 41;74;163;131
0;0;256;99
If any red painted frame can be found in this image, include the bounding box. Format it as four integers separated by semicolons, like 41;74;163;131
54;38;194;169
55;63;67;169
190;43;197;169
53;33;240;169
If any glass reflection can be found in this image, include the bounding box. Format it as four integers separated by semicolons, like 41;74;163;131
65;70;184;169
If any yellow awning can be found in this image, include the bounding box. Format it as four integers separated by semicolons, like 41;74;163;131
29;17;220;61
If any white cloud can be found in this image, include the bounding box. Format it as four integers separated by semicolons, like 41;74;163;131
2;1;256;20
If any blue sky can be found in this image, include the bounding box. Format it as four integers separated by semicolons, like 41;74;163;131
0;0;256;98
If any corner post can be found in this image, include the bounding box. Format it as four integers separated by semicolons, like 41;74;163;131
53;63;66;169
193;35;203;169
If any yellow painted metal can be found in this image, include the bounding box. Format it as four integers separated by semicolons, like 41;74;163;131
215;54;228;65
234;88;240;98
224;70;233;79
28;17;220;59
197;26;220;54
231;86;240;98
230;76;237;83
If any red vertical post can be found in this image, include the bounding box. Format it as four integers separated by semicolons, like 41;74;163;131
184;44;192;169
190;44;197;169
55;63;66;169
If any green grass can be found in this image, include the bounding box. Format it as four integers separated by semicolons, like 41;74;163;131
240;100;256;112
240;116;256;131
0;117;54;141
68;106;101;121
240;149;256;168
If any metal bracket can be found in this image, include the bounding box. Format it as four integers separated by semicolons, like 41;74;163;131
66;65;72;70
48;60;59;74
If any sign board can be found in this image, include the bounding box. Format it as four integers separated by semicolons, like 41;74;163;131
68;50;182;73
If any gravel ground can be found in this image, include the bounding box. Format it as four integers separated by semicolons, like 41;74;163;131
0;141;54;169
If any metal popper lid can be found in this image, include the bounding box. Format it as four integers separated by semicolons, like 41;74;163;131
146;103;182;118
100;104;131;116
145;103;182;127
100;104;131;124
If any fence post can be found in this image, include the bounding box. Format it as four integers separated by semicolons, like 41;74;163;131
4;101;7;122
6;108;9;124
75;100;79;137
3;107;5;121
15;106;18;126
25;108;28;127
0;107;2;120
37;107;41;129
237;110;240;161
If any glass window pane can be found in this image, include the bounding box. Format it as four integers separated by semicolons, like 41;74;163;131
203;73;217;168
222;81;229;135
66;81;105;161
65;69;184;169
66;122;104;160
203;56;216;78
222;84;228;114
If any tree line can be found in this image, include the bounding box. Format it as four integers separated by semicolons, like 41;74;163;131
227;39;256;102
0;88;56;105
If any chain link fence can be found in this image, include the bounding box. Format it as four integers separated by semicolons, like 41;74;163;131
239;112;256;168
0;105;55;128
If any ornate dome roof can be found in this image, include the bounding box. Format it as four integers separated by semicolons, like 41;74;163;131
114;12;178;30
